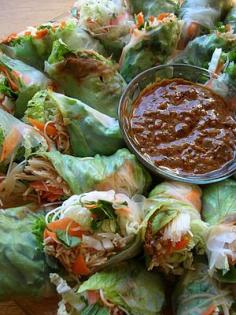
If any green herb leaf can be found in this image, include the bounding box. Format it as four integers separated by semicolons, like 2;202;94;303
32;216;46;250
56;229;81;248
89;200;116;220
87;200;117;231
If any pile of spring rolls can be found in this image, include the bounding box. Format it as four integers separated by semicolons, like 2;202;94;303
0;0;236;314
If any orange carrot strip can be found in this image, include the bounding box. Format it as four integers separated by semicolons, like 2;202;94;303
157;13;170;21
27;118;57;137
0;128;21;162
136;12;144;28
47;217;83;237
72;254;90;276
44;229;58;242
0;65;19;91
30;181;64;194
173;236;189;250
202;305;216;315
35;28;48;39
185;189;201;212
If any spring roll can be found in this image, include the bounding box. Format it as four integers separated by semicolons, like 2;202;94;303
202;179;236;281
0;149;151;206
128;0;180;19
173;30;236;67
119;13;181;83
0;204;59;300
24;90;124;156
51;261;165;315
0;19;106;71
172;262;234;315
0;53;53;117
42;191;145;276
45;40;127;118
143;182;207;275
71;0;134;59
179;0;233;47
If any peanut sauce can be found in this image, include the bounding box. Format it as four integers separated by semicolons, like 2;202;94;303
129;79;236;175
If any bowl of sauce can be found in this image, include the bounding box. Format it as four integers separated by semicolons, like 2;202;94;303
119;64;236;184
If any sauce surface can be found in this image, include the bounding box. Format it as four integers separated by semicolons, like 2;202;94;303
129;79;236;175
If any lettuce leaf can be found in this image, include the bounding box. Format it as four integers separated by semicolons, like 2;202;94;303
148;181;202;211
78;262;165;315
42;148;151;197
45;40;127;118
202;179;236;225
55;19;106;56
24;90;124;157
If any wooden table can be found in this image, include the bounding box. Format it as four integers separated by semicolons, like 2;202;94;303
0;0;74;38
1;2;74;313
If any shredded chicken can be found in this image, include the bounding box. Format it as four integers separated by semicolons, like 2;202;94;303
144;219;193;275
16;157;71;199
0;160;38;208
44;231;133;274
44;114;71;154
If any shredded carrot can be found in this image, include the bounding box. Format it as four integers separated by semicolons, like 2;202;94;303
0;128;21;162
30;181;64;194
136;12;144;28
173;236;189;250
0;65;19;92
87;291;100;305
42;192;64;202
157;13;170;21
35;28;49;39
72;254;90;276
202;305;216;315
27;118;57;137
30;181;64;202
167;235;190;252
